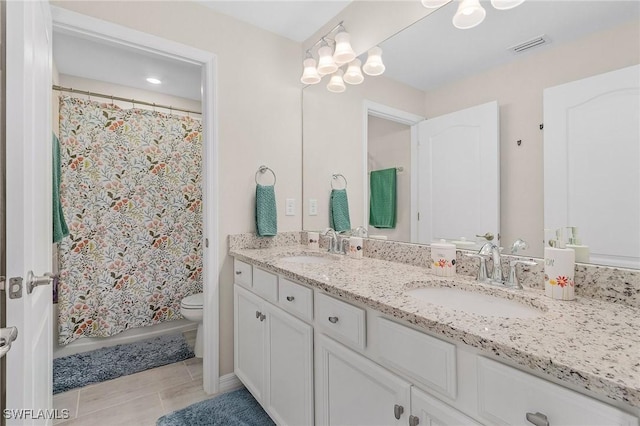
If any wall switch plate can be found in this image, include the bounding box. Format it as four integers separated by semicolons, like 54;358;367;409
309;199;318;216
285;198;295;216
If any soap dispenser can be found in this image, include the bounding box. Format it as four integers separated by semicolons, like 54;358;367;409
566;226;590;263
544;228;575;301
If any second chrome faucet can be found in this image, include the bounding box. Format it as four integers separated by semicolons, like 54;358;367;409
465;240;537;289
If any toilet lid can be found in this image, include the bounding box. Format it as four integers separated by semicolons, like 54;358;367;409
181;292;203;308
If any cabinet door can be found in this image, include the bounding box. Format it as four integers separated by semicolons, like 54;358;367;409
234;284;266;400
410;387;480;426
316;334;411;426
265;304;314;426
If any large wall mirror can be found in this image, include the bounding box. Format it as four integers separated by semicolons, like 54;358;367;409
302;0;639;268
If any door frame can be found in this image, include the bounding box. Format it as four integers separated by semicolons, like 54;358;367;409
362;101;424;242
50;7;220;394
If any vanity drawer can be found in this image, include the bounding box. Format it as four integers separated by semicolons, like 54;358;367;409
233;259;252;288
477;357;638;426
375;317;457;399
315;292;365;350
278;278;313;322
252;267;278;303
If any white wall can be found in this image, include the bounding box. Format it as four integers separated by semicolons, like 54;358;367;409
424;19;640;257
367;116;411;241
53;0;303;376
303;75;425;232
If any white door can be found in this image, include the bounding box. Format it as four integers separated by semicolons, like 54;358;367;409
544;65;640;269
410;386;480;426
233;285;265;401
4;0;54;424
264;303;313;426
417;101;499;246
315;334;411;426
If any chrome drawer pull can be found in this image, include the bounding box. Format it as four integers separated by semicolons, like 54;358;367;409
393;404;404;420
256;311;261;319
235;271;242;275
286;296;295;302
259;313;266;322
409;414;420;426
526;412;549;426
328;316;339;324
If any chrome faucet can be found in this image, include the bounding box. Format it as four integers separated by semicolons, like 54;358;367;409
323;228;340;254
479;242;504;284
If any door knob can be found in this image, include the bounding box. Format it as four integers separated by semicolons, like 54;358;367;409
0;326;18;358
26;271;56;294
476;232;494;241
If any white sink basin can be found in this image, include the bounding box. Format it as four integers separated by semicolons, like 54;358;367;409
280;255;338;265
406;287;542;318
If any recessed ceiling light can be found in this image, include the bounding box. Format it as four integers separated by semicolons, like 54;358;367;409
146;77;162;85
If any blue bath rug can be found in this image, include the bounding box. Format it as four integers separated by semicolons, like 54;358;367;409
53;333;194;394
156;388;275;426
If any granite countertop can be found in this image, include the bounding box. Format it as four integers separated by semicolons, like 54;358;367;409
229;246;640;409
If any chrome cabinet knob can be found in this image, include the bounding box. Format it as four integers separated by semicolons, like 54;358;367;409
393;404;404;420
409;415;420;426
328;316;339;324
286;296;295;302
235;271;242;275
526;412;549;426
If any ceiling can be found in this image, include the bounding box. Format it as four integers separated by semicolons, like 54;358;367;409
380;0;640;91
197;0;352;42
53;1;638;100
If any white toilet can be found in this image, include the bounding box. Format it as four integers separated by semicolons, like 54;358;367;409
180;292;203;358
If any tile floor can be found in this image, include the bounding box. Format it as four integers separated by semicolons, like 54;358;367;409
53;332;211;426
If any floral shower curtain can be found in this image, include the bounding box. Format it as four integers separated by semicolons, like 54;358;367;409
57;96;203;345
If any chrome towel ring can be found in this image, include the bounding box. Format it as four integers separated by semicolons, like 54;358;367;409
331;173;347;190
255;165;277;185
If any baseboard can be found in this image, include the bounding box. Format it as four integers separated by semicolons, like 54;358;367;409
219;372;243;393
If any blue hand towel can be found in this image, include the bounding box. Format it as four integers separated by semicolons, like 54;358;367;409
329;189;351;232
53;133;69;243
256;184;277;237
369;168;397;229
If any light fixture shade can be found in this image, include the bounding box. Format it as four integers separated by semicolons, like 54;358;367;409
317;45;338;75
452;0;486;29
300;58;321;84
333;31;356;64
344;59;364;85
421;0;450;8
491;0;525;10
327;69;346;93
362;47;385;76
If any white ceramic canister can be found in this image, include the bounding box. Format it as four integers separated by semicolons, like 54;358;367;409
348;237;363;259
431;240;456;277
544;246;575;301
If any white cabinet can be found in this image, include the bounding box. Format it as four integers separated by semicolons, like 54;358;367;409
265;301;314;426
234;284;313;426
316;333;411;426
234;284;265;401
477;357;638;426
410;386;480;426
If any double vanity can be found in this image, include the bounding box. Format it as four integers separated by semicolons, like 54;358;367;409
230;233;639;425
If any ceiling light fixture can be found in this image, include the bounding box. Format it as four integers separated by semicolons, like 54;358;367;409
146;77;162;85
424;0;526;30
299;21;385;93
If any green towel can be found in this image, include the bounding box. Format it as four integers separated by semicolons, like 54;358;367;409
256;184;277;237
329;189;351;232
53;133;69;243
369;168;397;229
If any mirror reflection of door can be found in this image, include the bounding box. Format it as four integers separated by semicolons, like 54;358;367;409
417;101;500;247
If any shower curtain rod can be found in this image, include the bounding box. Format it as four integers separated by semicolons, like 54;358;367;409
52;84;202;115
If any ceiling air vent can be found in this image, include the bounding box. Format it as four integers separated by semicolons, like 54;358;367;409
509;35;548;54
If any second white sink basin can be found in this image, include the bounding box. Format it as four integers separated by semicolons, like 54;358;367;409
406;287;542;318
280;255;338;265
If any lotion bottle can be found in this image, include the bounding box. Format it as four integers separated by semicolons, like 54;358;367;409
544;228;576;300
566;226;590;263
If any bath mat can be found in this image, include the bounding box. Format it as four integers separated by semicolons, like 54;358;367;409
53;333;194;394
156;388;275;426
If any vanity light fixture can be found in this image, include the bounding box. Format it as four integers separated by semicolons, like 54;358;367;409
146;77;162;85
452;0;486;29
424;0;526;30
299;21;385;93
